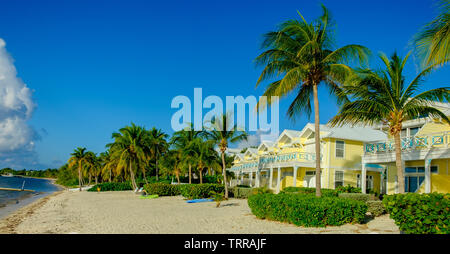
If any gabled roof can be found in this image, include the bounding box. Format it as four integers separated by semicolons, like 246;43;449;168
258;141;275;151
276;129;302;144
244;148;258;156
300;123;387;142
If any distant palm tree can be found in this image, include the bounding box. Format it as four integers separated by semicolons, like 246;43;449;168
254;5;370;196
160;149;183;183
100;150;115;182
188;138;217;184
107;123;148;190
414;0;450;66
171;123;203;184
205;113;247;199
329;52;450;193
68;147;89;191
148;128;169;181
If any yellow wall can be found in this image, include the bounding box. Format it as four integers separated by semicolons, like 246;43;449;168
327;138;364;169
417;121;450;135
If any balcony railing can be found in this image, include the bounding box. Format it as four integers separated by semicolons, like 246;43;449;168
231;152;319;171
364;131;450;155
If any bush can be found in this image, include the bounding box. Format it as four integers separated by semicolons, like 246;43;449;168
87;182;132;192
231;186;253;199
383;193;450;234
251;187;273;195
248;193;367;227
179;184;225;199
367;201;386;217
143;183;181;196
280;187;338;197
336;185;362;193
338;193;378;202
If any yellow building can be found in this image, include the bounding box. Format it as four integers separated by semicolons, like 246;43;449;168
230;102;450;195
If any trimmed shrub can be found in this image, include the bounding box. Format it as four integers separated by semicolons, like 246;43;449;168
338;193;378;202
280;187;338;197
231;187;253;199
87;182;132;192
336;185;362;193
248;193;367;227
143;183;181;196
367;200;386;217
179;184;225;199
383;193;450;234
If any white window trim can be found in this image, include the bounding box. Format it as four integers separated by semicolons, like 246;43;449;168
335;140;345;159
334;170;344;188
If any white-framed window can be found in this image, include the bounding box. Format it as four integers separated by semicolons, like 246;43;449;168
357;174;374;190
405;166;438;174
335;140;345;158
334;170;344;188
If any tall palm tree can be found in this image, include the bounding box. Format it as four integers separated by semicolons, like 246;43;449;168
100;150;115;182
329;52;450;193
84;151;98;185
171;123;203;183
205;113;247;199
188;138;217;184
148;128;169;181
414;0;450;66
107;123;149;190
254;5;370;196
68;147;89;191
160;149;183;183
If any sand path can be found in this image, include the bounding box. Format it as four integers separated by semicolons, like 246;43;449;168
0;190;399;234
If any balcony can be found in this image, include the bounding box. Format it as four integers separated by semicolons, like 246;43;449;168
231;152;320;171
364;131;450;155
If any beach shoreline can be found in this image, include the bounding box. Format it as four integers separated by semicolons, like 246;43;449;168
0;190;400;234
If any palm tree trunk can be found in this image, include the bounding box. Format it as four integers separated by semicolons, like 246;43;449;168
129;160;137;190
88;172;92;185
109;169;112;182
394;133;405;193
155;155;159;181
221;151;228;199
199;168;203;184
78;163;82;191
312;84;322;197
142;165;149;185
175;169;180;184
189;163;192;184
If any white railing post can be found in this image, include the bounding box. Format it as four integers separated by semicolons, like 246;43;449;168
425;159;431;193
293;166;298;187
269;167;273;189
276;167;281;193
361;160;367;194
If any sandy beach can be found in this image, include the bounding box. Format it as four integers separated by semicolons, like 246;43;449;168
0;190;400;234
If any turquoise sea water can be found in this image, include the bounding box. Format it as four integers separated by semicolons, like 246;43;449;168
0;176;60;218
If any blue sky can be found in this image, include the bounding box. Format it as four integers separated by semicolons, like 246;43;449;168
0;0;448;169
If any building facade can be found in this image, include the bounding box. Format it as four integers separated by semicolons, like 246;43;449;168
230;103;450;195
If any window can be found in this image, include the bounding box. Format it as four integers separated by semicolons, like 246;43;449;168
335;140;345;158
357;174;374;190
335;171;344;188
405;166;438;174
401;129;407;137
410;127;419;136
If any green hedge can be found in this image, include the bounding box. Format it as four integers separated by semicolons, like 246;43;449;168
280;187;338;197
87;182;133;192
367;201;386;217
248;193;367;227
231;187;253;199
338;193;377;202
144;183;181;196
336;185;362;193
180;184;224;199
383;193;450;234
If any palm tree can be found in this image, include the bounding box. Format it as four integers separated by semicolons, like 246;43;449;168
100;150;115;182
68;147;89;191
171;123;203;183
107;123;149;190
148;128;169;181
413;0;450;66
329;52;450;193
205;113;247;199
160;149;183;183
188;138;217;184
84;151;98;185
254;5;370;196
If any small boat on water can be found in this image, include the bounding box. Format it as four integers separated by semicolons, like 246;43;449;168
1;173;14;177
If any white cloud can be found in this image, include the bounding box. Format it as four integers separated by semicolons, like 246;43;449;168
0;38;40;168
237;130;278;149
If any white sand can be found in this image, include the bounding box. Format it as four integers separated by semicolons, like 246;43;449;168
0;190;399;234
